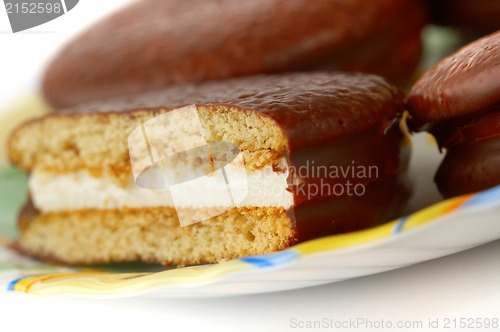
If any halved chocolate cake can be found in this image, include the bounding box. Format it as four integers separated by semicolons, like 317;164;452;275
9;72;411;265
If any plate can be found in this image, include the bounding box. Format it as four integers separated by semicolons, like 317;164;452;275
1;133;500;298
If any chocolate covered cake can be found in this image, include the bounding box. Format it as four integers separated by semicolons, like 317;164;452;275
42;0;426;108
407;31;500;198
10;72;411;265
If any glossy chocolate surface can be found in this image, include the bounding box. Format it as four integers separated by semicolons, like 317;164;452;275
435;136;500;198
407;32;500;198
407;31;500;130
53;72;405;148
290;121;411;240
312;0;425;87
294;172;411;242
427;0;500;33
431;110;500;149
42;0;425;108
290;120;408;203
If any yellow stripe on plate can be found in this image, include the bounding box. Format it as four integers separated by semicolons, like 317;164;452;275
25;260;252;295
294;194;471;255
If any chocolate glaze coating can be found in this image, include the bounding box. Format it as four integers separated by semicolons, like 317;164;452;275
407;31;500;130
291;120;411;239
427;0;500;33
295;172;411;242
42;0;425;108
312;0;425;86
407;32;500;198
61;72;405;149
431;110;500;149
435;136;500;198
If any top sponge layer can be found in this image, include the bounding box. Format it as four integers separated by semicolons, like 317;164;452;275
10;72;404;177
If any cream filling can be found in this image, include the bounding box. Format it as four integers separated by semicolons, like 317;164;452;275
29;163;293;213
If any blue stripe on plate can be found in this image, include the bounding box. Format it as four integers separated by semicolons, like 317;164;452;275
6;277;24;291
392;216;409;235
240;249;299;268
462;185;500;208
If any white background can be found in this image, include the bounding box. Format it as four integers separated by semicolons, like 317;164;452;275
0;1;499;331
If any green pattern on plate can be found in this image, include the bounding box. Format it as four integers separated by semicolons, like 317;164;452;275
0;167;28;238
